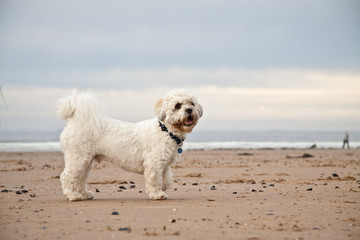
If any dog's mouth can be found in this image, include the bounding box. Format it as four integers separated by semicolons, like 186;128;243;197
184;115;194;127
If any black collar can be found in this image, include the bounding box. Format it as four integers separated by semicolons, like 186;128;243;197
159;121;184;154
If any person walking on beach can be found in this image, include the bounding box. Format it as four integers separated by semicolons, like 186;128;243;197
342;131;350;149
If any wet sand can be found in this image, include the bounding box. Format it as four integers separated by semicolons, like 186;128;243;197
0;149;359;240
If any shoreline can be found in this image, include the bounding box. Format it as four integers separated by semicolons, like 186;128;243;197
1;143;359;153
1;149;359;239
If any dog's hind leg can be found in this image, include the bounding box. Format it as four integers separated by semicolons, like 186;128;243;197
60;153;94;201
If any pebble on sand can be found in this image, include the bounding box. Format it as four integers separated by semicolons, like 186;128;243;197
118;227;131;233
111;211;119;215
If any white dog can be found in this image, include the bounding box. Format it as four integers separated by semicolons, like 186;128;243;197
57;89;202;201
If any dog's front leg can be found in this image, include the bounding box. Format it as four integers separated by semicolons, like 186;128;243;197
144;165;168;200
162;166;173;191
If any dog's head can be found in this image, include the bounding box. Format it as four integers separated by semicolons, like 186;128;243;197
154;89;203;133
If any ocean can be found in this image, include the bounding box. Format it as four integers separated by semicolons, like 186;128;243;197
0;130;359;152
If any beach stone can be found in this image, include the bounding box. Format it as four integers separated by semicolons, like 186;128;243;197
269;184;275;187
307;188;313;191
96;188;100;192
30;193;36;198
332;173;339;178
1;189;8;193
130;181;135;184
130;185;136;189
15;191;22;195
210;185;216;190
119;186;127;190
186;173;202;178
287;153;314;159
21;190;28;193
192;183;198;186
302;153;314;158
238;153;254;156
111;211;119;215
118;227;131;233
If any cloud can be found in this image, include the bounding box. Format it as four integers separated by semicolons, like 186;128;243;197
1;0;359;73
7;67;360;90
195;85;360;130
1;68;359;131
1;0;359;131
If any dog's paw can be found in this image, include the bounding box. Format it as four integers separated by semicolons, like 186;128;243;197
149;191;168;200
66;191;94;201
84;190;95;200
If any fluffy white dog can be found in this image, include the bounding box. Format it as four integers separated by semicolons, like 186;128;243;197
57;89;202;201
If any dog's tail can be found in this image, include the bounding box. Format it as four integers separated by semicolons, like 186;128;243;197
57;90;105;136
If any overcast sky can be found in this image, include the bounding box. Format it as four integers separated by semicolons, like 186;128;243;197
0;0;359;132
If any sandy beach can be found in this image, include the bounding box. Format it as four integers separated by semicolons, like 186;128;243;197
0;149;359;240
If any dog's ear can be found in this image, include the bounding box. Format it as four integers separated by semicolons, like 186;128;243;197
154;98;166;121
192;96;203;118
196;102;203;118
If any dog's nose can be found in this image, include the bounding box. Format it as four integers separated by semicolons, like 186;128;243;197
186;108;193;114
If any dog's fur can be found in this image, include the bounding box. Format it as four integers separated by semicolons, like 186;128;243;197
57;89;202;201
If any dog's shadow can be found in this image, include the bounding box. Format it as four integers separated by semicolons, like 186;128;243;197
92;196;201;203
59;196;204;206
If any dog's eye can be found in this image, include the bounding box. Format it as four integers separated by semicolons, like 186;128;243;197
190;102;195;106
175;103;182;110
